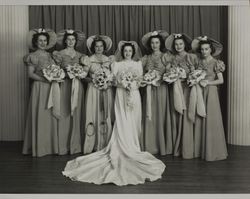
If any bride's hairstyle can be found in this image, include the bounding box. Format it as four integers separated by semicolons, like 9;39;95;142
197;39;216;55
146;34;165;53
90;38;107;54
121;43;136;59
32;32;50;49
63;31;78;49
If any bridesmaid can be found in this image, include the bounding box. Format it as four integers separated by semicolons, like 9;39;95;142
192;36;228;161
165;33;199;159
22;28;59;157
52;29;87;155
141;30;173;155
82;35;114;154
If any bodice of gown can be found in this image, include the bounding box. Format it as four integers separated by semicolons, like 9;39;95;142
24;50;55;77
142;53;166;75
112;60;143;90
82;55;112;78
170;53;198;74
52;50;84;69
198;58;225;81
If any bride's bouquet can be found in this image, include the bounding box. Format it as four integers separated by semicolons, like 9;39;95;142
92;68;113;90
162;67;186;83
66;63;88;79
117;70;142;109
141;69;162;87
117;70;141;91
43;64;65;82
187;69;206;87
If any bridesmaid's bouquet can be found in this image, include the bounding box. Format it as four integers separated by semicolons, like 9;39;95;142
141;69;162;87
43;64;65;82
163;67;186;83
187;69;206;87
66;63;88;79
92;68;113;90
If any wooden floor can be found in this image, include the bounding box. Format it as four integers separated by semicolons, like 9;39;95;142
0;141;250;194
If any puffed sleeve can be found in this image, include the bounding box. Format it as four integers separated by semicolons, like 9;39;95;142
141;55;148;68
191;53;199;69
80;55;91;72
23;53;38;67
214;59;225;73
111;61;118;76
137;61;143;76
52;51;63;65
187;53;198;72
109;55;116;64
161;52;173;70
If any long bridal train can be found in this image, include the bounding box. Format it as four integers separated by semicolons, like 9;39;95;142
62;59;165;186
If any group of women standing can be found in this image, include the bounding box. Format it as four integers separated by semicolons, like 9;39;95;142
22;28;228;186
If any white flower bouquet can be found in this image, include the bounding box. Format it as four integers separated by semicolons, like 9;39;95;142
92;68;113;90
43;64;65;82
141;69;162;87
66;63;88;79
163;67;186;83
187;69;206;87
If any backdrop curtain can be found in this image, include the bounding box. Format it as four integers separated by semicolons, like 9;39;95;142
0;5;227;141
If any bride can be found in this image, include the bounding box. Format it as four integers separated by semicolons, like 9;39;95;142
62;41;166;186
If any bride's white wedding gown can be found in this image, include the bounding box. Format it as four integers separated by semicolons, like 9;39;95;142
62;60;166;186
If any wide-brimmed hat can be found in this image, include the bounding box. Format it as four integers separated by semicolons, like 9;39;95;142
27;28;57;50
56;29;86;49
114;40;142;61
191;36;223;57
165;33;192;53
86;35;112;54
141;30;169;49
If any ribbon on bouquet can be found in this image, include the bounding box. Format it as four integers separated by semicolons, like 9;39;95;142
47;81;61;119
173;79;186;114
99;90;110;135
146;85;152;120
70;78;80;115
188;84;206;123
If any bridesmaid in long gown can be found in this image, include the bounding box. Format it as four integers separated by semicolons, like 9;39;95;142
141;30;173;155
52;29;87;155
192;36;228;161
62;41;165;186
165;33;199;159
22;28;60;157
82;35;114;154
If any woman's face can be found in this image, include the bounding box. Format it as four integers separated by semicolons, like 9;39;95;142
37;35;48;50
66;35;76;48
94;41;104;55
200;43;212;58
123;46;133;60
174;39;185;53
150;37;161;52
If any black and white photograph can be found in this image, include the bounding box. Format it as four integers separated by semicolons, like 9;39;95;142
0;0;250;198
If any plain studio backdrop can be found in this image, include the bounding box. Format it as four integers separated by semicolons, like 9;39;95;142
0;5;228;141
